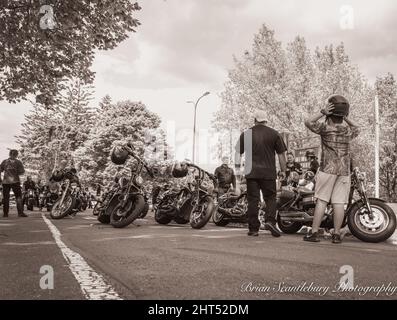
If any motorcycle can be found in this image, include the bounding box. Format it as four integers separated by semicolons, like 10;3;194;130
38;189;46;211
212;190;248;226
45;191;59;212
277;167;397;243
50;168;81;219
25;188;36;211
76;189;88;212
154;162;217;229
108;144;153;228
95;180;121;224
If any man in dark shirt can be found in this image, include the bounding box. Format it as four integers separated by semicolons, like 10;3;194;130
0;149;27;217
235;111;287;237
23;176;36;191
214;156;236;195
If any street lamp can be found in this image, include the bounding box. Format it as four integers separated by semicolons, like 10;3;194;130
187;91;210;163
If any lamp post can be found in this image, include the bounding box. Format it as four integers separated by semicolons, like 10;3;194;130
187;91;210;163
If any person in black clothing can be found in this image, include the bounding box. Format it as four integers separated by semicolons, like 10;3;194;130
0;149;27;217
306;150;319;174
235;110;287;237
23;176;36;191
214;156;236;195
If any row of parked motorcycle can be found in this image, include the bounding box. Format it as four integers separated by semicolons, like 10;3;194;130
49;143;397;243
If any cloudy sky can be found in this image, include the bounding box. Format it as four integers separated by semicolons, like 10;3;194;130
1;0;396;165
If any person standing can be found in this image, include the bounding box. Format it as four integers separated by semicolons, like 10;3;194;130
305;150;319;174
303;95;359;244
214;156;237;195
0;150;27;217
235;111;287;237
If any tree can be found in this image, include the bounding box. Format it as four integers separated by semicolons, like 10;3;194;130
17;104;61;180
17;79;95;180
0;0;141;103
73;98;163;187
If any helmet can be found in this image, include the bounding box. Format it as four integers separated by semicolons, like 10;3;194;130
111;146;129;165
328;95;350;117
51;170;64;182
171;162;189;178
304;171;315;181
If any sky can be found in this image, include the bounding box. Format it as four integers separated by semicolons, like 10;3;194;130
1;0;397;167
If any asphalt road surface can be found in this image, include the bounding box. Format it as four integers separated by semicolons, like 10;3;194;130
1;206;397;300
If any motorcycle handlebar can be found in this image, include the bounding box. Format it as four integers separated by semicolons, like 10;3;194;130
185;163;217;186
125;144;154;178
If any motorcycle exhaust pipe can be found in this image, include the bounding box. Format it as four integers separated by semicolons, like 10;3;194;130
279;212;313;223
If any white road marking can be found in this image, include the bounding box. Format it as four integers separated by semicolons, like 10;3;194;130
66;225;90;230
41;213;122;300
0;223;15;227
2;241;55;246
82;217;98;220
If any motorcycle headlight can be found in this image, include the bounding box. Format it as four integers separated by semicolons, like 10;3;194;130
135;175;144;186
119;177;129;188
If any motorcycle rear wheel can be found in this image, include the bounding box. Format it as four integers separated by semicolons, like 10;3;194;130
110;195;145;228
154;207;173;224
348;199;396;243
50;196;75;220
276;215;303;234
212;209;229;226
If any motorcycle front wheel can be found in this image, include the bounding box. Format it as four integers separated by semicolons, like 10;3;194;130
190;196;215;229
50;196;75;220
348;199;396;243
110;195;145;228
138;202;149;219
93;201;101;216
27;199;34;211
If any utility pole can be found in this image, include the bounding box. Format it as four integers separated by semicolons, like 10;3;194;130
187;91;210;163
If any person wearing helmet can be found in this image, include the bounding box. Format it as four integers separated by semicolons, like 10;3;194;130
304;95;359;244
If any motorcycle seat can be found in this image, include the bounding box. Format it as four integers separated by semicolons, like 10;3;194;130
298;189;315;197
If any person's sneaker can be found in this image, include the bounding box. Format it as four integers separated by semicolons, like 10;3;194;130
18;213;28;217
303;231;320;242
332;233;342;244
247;231;259;237
264;223;281;237
3;214;8;218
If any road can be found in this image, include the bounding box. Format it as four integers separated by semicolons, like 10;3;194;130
1;206;397;300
